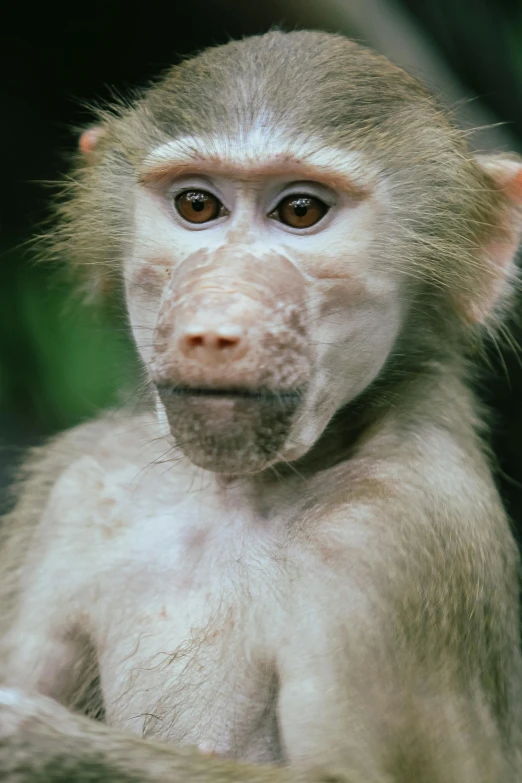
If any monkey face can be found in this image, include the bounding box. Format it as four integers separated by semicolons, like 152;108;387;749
148;246;311;473
124;134;404;473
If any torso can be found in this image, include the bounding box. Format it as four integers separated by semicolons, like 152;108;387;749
41;418;308;762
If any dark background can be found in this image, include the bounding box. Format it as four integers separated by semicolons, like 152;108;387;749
2;0;522;535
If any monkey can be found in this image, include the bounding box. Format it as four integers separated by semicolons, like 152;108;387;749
1;27;522;783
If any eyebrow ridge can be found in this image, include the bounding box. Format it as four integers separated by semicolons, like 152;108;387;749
138;159;369;199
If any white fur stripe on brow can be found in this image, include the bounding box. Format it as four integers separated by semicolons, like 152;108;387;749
143;133;373;189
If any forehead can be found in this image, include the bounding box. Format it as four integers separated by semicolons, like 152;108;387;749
139;131;374;196
140;32;432;160
132;32;444;195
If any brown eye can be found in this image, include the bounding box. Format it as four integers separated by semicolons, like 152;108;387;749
175;190;223;224
272;194;328;229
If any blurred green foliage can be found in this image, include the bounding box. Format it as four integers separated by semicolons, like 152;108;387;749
0;253;141;438
22;280;140;428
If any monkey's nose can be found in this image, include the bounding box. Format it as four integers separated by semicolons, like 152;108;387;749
178;323;247;360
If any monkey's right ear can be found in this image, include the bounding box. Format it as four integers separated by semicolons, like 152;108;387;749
477;153;522;203
461;154;522;324
78;125;107;163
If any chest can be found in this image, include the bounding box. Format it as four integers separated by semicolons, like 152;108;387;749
77;478;291;760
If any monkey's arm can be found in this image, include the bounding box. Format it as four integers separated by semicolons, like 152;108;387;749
0;688;309;783
1;537;85;701
0;421;131;709
0;459;106;703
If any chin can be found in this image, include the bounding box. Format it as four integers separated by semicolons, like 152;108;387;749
155;385;303;474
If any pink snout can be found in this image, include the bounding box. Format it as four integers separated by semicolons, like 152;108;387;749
151;248;311;389
176;306;249;363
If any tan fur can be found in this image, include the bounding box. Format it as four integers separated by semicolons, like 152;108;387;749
2;30;522;783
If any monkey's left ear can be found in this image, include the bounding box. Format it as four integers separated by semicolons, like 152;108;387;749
465;154;522;323
78;125;107;163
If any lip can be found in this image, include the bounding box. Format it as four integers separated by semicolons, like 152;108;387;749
155;385;302;404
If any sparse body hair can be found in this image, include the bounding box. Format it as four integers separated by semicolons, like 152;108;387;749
2;29;522;783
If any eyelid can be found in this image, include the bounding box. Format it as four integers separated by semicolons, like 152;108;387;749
266;182;336;214
168;178;229;205
170;183;215;198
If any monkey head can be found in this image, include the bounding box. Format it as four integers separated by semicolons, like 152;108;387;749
69;32;522;475
121;130;405;474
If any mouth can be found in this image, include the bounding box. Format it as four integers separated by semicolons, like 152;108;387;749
154;383;303;473
155;385;302;404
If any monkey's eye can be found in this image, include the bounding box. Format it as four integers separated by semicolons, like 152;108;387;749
175;190;225;224
270;195;328;229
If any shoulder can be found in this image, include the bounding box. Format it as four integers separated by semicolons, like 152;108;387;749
2;411;172;546
0;412;178;604
19;409;165;485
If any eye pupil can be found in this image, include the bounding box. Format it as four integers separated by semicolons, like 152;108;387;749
294;203;308;217
191;196;205;212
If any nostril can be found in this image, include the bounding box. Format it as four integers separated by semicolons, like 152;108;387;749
216;336;239;350
186;335;205;348
179;328;244;356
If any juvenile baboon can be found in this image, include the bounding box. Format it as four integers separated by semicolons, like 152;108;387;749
1;29;522;783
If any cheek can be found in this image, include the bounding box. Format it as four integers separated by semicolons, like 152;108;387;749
127;260;168;299
123;262;166;364
319;279;403;398
127;190;193;362
283;281;403;460
327;282;401;367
